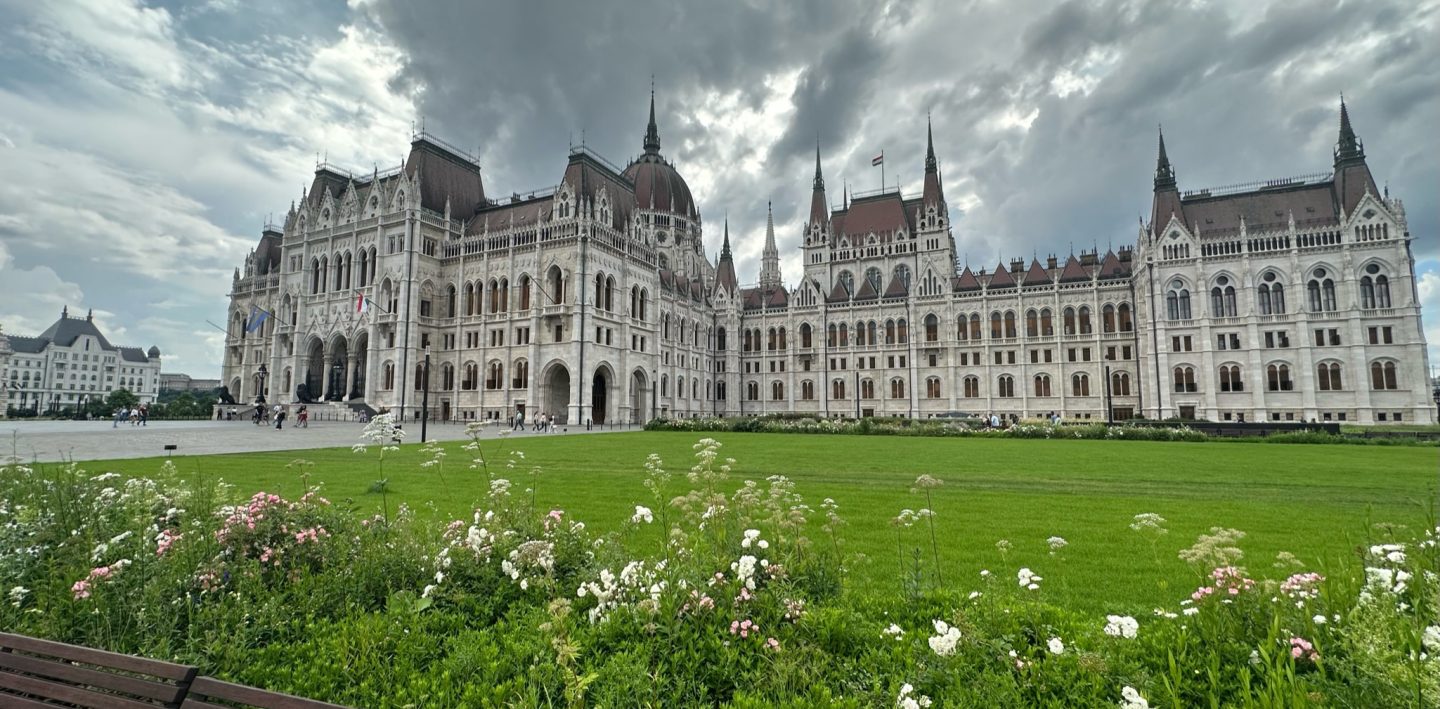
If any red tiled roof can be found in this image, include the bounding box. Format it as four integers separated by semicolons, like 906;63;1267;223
837;194;910;238
1058;255;1089;283
1098;251;1128;279
1022;259;1050;286
986;263;1015;288
954;267;982;291
883;274;908;298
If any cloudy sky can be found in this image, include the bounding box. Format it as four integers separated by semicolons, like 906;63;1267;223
0;0;1437;376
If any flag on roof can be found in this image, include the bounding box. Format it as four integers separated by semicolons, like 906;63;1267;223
871;152;884;167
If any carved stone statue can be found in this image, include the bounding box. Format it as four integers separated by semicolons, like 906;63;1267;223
216;386;237;405
296;383;316;404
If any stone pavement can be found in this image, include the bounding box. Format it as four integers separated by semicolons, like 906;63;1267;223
0;419;639;463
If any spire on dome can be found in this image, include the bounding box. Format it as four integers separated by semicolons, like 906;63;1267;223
1334;95;1364;165
1153;125;1176;191
715;216;739;295
812;140;824;191
921;116;945;210
643;82;661;154
760;200;781;289
721;217;732;259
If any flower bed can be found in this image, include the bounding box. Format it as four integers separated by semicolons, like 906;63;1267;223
2;425;1436;707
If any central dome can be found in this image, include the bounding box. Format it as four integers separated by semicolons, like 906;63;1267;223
624;153;695;217
622;90;696;218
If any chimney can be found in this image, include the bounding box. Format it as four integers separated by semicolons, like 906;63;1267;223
1009;258;1024;274
1046;255;1058;269
1080;250;1098;266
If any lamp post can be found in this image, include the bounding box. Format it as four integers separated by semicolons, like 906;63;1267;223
254;364;268;405
1104;364;1114;425
421;346;430;443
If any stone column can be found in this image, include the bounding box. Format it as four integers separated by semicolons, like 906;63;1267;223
345;355;358;400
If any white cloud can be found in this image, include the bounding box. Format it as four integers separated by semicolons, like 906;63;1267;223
0;240;87;336
1416;266;1440;367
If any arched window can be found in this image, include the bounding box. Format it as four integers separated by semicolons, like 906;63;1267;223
604;276;615;312
511;360;529;389
1370;360;1397;390
800;323;813;348
519;276;532;311
1078;306;1092;334
1307;269;1337;312
1166;280;1191;320
831;378;846;399
889;377;906;399
925;377;941;399
969;314;982;340
661;375;668;397
485;361;504;390
897;318;908;343
1026;309;1039;337
1173;366;1197;393
1218;365;1243;392
1110;371;1130;396
1318;362;1343;391
382;361;395;390
441;363;455;390
771;381;785;401
963;376;980;398
924;314;939;342
1117;303;1132;332
767;327;777;351
1266;364;1293;392
839;323;849;347
990;312;1003;339
1360;276;1375;309
827;323;837;347
868;320;878;345
1033;374;1052;397
461;363;478;390
778;327;787;350
801;380;815;400
860;378;875;399
1041;308;1054;336
885;319;896;345
865;267;882;293
1376;275;1391;308
446;285;457;318
997;375;1015;398
1102;305;1116;333
717;327;727;351
1004;311;1017;339
1069;373;1088;396
1063;306;1076;334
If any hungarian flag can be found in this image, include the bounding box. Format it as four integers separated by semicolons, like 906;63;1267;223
356;291;368;314
871;152;884;166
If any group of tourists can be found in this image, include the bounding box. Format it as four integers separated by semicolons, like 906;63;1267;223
111;405;148;428
512;410;557;433
242;403;309;430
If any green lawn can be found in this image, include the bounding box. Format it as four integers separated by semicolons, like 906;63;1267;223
82;432;1439;613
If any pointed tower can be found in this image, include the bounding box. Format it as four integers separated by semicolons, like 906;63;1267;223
1149;126;1184;235
1332;97;1379;217
715;217;739;295
643;85;661;155
921;116;945;214
807;142;830;240
759;201;782;289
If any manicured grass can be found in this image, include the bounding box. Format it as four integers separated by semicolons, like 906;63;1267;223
82;432;1439;612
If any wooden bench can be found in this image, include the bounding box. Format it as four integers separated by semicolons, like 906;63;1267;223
0;632;197;708
179;677;347;709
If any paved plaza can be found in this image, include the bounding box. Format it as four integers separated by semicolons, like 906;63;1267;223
0;418;634;463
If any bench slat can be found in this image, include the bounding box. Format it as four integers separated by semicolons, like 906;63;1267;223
178;700;232;709
185;676;348;709
0;669;162;709
0;651;185;702
0;633;195;682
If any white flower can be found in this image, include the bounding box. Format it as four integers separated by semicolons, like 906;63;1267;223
883;623;905;639
8;586;29;607
979;569;991;578
421;585;436;598
928;620;962;656
968;591;982;600
1047;637;1065;655
741;529;761;548
1103;615;1139;639
631;506;654;524
1017;567;1042;589
1422;625;1440;654
1183;607;1200;616
896;682;933;708
1047;536;1068;553
434;571;445;584
1312;614;1327;625
1120;685;1150;709
758;539;769;550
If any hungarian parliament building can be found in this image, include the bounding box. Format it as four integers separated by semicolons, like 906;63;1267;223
222;96;1433;426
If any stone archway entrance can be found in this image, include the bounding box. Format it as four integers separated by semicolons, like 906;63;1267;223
544;364;570;425
630;369;647;424
591;368;611;425
302;339;324;402
326;338;348;401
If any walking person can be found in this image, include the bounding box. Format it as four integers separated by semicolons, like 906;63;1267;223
112;407;124;428
297;405;308;428
274;406;287;430
138;404;148;427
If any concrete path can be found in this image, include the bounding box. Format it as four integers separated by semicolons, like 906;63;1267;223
0;419;639;463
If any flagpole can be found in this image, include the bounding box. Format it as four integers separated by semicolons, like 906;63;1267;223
880;150;885;192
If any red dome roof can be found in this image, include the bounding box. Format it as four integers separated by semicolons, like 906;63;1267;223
623;154;695;217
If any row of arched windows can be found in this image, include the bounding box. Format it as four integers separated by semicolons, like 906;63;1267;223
1167;265;1395;321
310;248;378;295
1170;361;1400;394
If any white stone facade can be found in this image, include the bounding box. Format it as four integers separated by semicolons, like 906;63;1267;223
4;309;163;413
222;100;1432;426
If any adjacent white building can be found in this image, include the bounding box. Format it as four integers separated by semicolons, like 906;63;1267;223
221;96;1431;425
3;307;163;413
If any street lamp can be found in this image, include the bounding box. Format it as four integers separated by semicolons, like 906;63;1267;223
421;346;431;443
254;364;268;405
